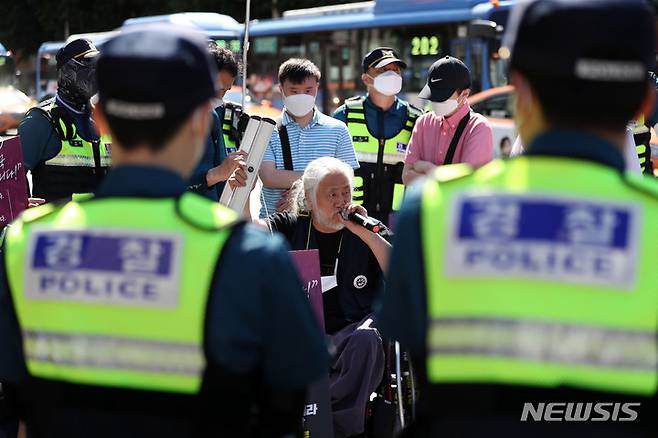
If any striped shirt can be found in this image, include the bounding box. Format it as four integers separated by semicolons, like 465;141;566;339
260;109;359;217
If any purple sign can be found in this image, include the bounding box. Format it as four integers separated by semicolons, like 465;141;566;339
289;249;334;438
289;249;324;329
0;136;28;226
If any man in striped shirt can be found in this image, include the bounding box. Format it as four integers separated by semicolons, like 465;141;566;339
259;58;359;218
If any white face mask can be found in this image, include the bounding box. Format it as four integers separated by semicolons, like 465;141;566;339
284;93;316;117
431;98;459;117
370;71;402;96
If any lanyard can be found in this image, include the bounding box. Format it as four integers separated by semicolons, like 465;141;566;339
307;216;343;285
305;216;344;254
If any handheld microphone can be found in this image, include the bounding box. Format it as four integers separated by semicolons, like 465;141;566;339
341;209;382;233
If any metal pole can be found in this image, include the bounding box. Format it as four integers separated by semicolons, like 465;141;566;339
241;0;251;109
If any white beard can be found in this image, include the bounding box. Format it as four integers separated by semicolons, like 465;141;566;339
313;211;345;232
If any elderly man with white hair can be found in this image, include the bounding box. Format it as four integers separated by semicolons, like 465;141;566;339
257;156;391;438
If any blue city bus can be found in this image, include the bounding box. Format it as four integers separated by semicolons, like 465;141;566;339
248;0;513;113
122;12;242;52
114;2;512;113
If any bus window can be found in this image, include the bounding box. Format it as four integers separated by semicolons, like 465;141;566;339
489;52;507;89
39;54;59;100
0;54;16;86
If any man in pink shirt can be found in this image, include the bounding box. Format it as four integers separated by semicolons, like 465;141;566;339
402;56;493;185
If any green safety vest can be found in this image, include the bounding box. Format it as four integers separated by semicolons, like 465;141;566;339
45;113;112;168
221;102;242;153
633;115;652;175
345;97;423;211
4;192;238;394
29;100;112;201
420;158;658;396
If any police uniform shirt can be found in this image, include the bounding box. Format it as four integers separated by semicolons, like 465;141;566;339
376;130;656;433
188;109;226;201
333;94;409;140
0;166;329;436
18;96;100;171
267;211;388;334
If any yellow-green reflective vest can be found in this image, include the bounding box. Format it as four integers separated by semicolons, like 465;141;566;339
45;115;112;168
420;158;658;396
633;115;652;175
30;101;112;201
221;102;241;153
345;97;422;212
4;192;238;394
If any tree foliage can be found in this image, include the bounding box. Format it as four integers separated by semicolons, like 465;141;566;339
0;0;362;54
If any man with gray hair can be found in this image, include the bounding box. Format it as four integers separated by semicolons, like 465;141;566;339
259;156;391;438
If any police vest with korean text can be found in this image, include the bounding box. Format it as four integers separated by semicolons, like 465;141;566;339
344;96;423;221
633;115;652;175
28;99;112;201
420;158;658;396
4;192;238;394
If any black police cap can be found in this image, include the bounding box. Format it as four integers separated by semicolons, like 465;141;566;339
503;0;655;84
362;47;408;73
56;38;99;69
97;26;217;122
418;56;471;102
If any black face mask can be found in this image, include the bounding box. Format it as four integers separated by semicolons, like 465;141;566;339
57;58;98;110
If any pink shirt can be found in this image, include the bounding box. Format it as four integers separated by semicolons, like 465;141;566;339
405;102;493;168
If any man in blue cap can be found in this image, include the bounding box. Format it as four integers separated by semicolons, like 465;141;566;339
333;47;424;225
0;26;328;437
19;38;111;202
378;0;657;436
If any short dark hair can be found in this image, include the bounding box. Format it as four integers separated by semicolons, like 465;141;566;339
278;58;321;85
518;68;648;131
207;42;240;77
102;112;190;151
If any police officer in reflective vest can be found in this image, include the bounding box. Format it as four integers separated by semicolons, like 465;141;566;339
378;1;657;436
189;42;248;200
631;72;657;176
19;38;111;202
0;27;328;438
633;114;653;175
333;48;423;225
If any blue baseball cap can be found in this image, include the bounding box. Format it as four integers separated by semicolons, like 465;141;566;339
97;26;217;121
502;0;655;84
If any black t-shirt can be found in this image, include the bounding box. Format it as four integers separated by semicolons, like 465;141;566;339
267;212;349;333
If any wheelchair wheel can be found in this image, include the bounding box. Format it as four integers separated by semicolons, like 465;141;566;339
366;341;416;438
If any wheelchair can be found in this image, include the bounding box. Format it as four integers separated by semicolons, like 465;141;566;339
365;340;417;438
